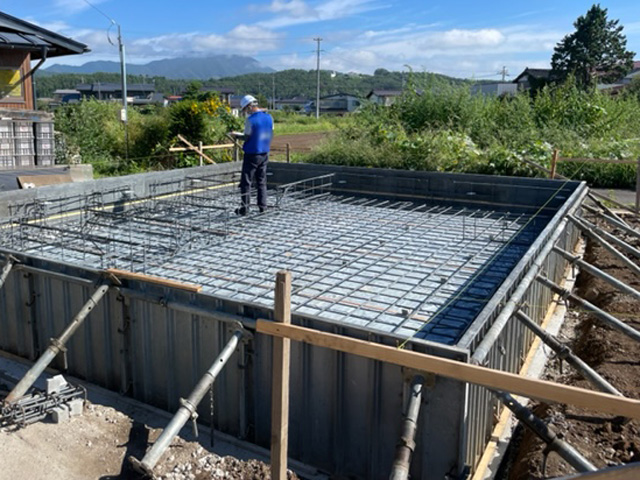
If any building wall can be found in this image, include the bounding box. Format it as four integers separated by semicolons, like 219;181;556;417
0;50;33;110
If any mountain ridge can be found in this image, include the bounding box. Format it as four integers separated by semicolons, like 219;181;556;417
43;55;274;80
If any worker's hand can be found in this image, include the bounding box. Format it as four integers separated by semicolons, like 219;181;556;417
230;131;245;139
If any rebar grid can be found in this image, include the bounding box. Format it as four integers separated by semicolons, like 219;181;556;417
0;173;547;344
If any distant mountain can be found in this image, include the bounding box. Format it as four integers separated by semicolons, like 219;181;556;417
42;55;274;80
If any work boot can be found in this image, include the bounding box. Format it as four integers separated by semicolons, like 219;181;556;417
235;207;247;216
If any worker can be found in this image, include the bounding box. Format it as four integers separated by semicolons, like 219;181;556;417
231;94;274;216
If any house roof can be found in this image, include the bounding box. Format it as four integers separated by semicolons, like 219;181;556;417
278;96;309;104
366;89;402;98
202;86;235;95
0;11;89;59
512;68;556;83
76;83;155;93
320;92;360;99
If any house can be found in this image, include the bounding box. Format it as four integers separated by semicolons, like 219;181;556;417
619;61;640;85
0;11;88;110
597;60;640;95
75;83;156;103
52;89;81;104
366;89;403;106
470;83;518;97
275;96;309;111
512;68;558;91
201;86;235;103
306;93;362;115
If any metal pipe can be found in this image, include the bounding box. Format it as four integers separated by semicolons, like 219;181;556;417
130;329;244;476
0;258;15;291
584;205;640;240
514;310;622;396
553;247;640;303
569;215;640;260
471;214;572;365
4;283;110;404
536;275;640;343
569;216;640;277
496;391;596;473
389;375;425;480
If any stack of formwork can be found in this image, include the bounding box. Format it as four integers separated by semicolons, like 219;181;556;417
35;121;55;166
0;119;13;169
13;119;35;168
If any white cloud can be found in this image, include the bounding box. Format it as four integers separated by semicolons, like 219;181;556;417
257;0;384;29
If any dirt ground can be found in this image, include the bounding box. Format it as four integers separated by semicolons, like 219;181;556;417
270;132;329;153
0;390;299;480
499;212;640;479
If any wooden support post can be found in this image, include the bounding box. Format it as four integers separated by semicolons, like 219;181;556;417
271;271;291;480
198;141;203;167
286;143;291;163
550;149;559;179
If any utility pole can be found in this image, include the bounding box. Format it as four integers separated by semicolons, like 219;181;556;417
272;73;276;110
314;37;322;119
117;23;129;160
499;66;509;82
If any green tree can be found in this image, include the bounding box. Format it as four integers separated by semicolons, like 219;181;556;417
183;80;203;100
552;4;635;87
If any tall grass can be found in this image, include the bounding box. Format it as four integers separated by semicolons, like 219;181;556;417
305;80;640;188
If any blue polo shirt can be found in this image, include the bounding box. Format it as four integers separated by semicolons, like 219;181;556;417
243;111;274;154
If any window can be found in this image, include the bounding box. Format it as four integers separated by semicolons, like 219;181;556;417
0;68;23;101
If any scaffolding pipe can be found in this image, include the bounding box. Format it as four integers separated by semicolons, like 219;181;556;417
536;275;640;343
0;258;15;291
553;247;640;302
496;391;596;473
471;212;575;365
130;329;244;477
569;215;640;260
4;283;110;404
584;205;640;240
514;310;622;396
389;375;425;480
569;216;640;277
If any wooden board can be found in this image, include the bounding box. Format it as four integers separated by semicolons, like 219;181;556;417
18;174;73;189
106;268;202;293
256;320;640;420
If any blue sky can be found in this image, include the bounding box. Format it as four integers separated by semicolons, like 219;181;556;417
7;0;640;79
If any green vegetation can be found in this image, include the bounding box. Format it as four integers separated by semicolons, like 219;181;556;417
304;78;640;188
272;112;340;134
36;68;468;99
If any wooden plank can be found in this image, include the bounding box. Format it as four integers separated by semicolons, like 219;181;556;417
256;321;640;420
270;271;291;480
18;174;73;188
176;134;217;164
558;158;637;165
168;144;233;152
105;268;202;293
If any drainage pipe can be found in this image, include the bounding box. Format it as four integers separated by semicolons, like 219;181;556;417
553;247;640;303
389;375;425;480
496;391;596;473
0;258;15;291
569;216;640;277
470;213;574;365
583;205;640;240
514;310;622;396
536;275;640;343
569;215;640;261
130;329;244;477
4;283;110;404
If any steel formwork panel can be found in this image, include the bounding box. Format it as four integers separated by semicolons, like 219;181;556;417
0;163;587;480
